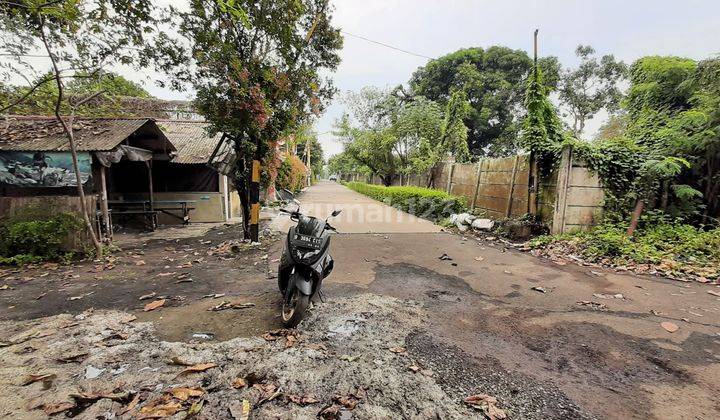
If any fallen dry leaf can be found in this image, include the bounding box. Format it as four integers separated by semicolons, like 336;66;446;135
178;362;217;375
170;387;204;401
135;260;146;266
464;394;507;419
231;377;247;389
333;392;363;410
168;356;194;366
661;321;679;333
388;346;406;354
156;272;176;277
56;352;88;364
21;373;56;386
287;394;319;406
143;299;166;312
707;290;720;297
139;400;183;418
120;393;141;415
42;402;75;415
139;292;157;301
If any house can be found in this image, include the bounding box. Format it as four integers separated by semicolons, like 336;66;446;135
0;116;239;237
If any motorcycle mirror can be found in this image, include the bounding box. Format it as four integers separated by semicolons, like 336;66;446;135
276;188;295;202
331;209;342;217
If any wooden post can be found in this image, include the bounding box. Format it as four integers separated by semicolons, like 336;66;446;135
505;156;520;217
445;163;455;194
146;160;154;211
471;159;484;211
99;165;111;241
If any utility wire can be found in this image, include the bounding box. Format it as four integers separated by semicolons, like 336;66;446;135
340;30;434;61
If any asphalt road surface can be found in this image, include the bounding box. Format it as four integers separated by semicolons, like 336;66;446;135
2;180;719;419
287;181;720;419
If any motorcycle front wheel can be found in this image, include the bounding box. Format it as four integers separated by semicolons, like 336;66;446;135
282;288;309;328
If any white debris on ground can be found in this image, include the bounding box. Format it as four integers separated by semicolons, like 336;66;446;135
450;213;494;232
0;295;477;419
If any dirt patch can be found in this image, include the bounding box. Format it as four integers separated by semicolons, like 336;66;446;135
0;223;281;323
136;291;282;342
0;294;482;419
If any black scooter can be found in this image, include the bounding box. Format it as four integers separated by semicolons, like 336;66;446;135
277;190;340;327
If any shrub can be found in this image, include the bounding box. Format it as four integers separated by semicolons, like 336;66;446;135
530;222;720;279
0;212;83;265
276;155;308;193
345;182;467;221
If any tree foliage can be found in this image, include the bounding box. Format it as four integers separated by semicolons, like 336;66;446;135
520;64;565;172
333;87;471;186
557;45;627;137
0;72;151;116
156;0;342;237
410;46;560;156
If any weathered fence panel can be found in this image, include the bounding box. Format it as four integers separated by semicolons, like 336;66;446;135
347;145;604;233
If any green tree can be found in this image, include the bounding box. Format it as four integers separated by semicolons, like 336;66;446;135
0;0;167;255
327;151;368;179
520;63;564;172
2;72;151;116
294;125;324;179
334;87;471;186
624;56;720;222
410;46;560;156
558;45;628;137
157;0;342;239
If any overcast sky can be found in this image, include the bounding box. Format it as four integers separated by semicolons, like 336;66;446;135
130;0;720;158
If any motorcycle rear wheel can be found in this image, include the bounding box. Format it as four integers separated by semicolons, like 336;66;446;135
282;288;309;328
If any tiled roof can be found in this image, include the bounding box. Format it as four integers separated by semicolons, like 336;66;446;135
156;120;222;164
0;116;156;152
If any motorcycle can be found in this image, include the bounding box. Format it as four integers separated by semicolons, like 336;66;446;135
276;190;341;327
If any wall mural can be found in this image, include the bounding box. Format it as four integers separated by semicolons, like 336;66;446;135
0;152;92;187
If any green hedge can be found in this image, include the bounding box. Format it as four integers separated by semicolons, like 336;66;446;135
345;182;467;221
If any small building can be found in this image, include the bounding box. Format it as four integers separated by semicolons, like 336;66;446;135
0;116;238;238
152;120;238;224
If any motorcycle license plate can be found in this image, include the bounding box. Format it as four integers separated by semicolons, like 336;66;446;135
295;234;322;248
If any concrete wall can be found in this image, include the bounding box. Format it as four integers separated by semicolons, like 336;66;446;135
151;192;226;224
552;147;605;233
351;145;604;233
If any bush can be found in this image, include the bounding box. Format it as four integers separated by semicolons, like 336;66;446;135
276;155;308;193
0;212;83;265
530;222;720;279
345;182;467;221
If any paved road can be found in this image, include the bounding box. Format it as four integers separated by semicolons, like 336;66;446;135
274;180;442;233
287;181;720;419
3;181;719;419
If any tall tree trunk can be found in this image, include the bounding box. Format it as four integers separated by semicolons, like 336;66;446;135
234;177;252;240
41;21;102;256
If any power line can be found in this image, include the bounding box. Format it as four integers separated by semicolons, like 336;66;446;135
340;30;434;61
